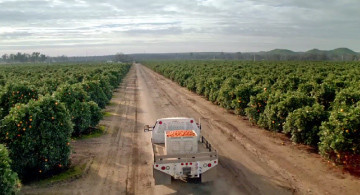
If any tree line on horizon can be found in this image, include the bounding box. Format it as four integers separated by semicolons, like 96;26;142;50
131;48;360;61
0;52;133;63
1;48;359;63
1;52;48;63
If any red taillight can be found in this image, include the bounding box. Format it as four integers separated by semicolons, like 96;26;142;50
181;163;184;165
214;161;217;164
190;120;193;123
190;163;192;165
156;165;159;167
186;163;188;165
208;163;212;167
159;121;162;124
161;166;166;170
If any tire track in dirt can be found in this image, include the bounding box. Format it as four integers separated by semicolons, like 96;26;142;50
125;69;138;195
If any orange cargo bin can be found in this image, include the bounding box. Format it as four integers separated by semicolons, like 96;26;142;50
165;130;198;155
166;130;197;137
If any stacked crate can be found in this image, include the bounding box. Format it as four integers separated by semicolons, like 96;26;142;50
165;130;198;155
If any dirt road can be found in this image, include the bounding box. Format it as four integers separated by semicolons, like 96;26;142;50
22;64;360;195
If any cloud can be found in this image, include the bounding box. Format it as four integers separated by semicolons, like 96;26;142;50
0;0;359;56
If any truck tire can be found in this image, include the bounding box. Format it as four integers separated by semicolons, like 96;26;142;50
201;167;217;183
153;169;171;185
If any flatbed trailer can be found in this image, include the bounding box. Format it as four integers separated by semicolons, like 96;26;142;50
145;117;218;185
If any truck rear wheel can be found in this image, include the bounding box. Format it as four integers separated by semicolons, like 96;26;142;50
200;167;217;183
153;169;171;185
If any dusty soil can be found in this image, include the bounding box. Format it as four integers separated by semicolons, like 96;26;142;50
21;64;360;195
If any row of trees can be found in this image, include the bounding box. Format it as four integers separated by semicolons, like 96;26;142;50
145;60;360;171
1;52;47;63
0;52;133;63
130;48;359;61
0;62;131;192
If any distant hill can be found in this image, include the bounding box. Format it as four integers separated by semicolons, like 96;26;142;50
305;48;357;55
329;48;358;55
267;49;296;55
305;49;325;54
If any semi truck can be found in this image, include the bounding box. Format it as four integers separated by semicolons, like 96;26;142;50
144;117;218;185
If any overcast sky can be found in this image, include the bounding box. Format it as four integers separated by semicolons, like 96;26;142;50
1;0;359;56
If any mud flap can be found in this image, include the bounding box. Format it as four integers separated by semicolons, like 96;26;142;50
153;169;171;185
201;167;217;183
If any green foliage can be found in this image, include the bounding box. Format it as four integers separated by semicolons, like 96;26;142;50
0;63;131;97
82;81;108;109
245;91;269;124
0;83;38;119
54;84;105;135
54;84;91;136
217;77;240;109
0;95;73;179
313;82;336;109
70;101;91;136
205;77;223;102
297;82;315;96
332;87;360;108
88;101;103;128
284;104;328;146
259;92;315;131
0;62;131;183
99;78;113;100
319;104;360;165
230;84;259;115
0;144;20;195
54;83;89;105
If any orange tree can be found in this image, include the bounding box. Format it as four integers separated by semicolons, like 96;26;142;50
319;104;360;168
0;95;73;180
88;101;102;128
319;87;360;167
54;84;93;136
284;103;328;146
0;144;20;194
245;91;270;124
0;83;38;119
258;91;315;131
82;80;109;109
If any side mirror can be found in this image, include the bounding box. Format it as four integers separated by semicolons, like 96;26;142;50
144;125;149;132
144;125;152;132
196;123;202;130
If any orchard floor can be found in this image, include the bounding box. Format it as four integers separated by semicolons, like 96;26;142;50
22;64;360;195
